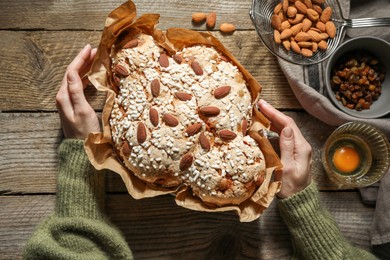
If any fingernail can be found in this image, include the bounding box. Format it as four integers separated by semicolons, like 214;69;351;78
257;99;268;110
67;70;78;83
283;127;293;138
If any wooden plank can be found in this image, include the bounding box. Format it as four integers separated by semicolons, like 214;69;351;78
0;112;337;195
0;30;298;112
0;0;255;31
0;192;374;260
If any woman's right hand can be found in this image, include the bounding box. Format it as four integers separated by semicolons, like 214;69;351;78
257;99;312;199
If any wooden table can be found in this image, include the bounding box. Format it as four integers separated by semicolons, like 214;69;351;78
0;0;375;259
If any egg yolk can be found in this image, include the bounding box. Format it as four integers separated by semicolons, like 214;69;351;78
332;146;360;173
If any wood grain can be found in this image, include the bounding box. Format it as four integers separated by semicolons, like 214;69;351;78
0;112;336;195
0;0;254;31
0;192;373;260
0;30;298;112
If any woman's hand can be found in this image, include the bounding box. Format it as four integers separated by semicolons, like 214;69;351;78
56;44;100;139
257;99;312;199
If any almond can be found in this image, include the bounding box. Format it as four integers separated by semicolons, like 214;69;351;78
206;12;217;28
283;0;289;12
298;41;313;48
274;30;281;44
159;53;169;67
123;39;139;49
273;3;283;14
199;132;211;151
287;6;298;18
312;42;318;52
271;14;282;30
312;4;322;15
175;92;193;101
282;40;291;50
295;31;311;42
114;64;130;76
280;28;293;40
295;1;308;14
320;6;332;23
288;13;304;24
186;122;203;137
192;12;208;23
308;30;322;42
318;40;328;50
137;122;147;144
281;20;291;31
220;23;236;33
199;106;220;117
316;21;326;32
219;129;237;141
191;61;203;76
149;107;159;127
312;0;325;4
172;54;182;64
219;178;233;191
214;85;231;99
291;41;301;53
325;21;336;38
301;48;313;57
113;74;121;86
122;140;131;157
241;118;248;135
179;153;193;171
303;0;312;8
291;23;303;35
307;8;319;21
302;18;312;32
320;32;329;40
151;79;160;97
163;113;179;127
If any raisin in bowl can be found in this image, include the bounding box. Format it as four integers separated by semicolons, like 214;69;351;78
325;36;390;118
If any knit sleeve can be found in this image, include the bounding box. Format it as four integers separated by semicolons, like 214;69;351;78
23;139;133;260
277;182;377;260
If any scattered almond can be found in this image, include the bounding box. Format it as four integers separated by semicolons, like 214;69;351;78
206;12;216;28
281;20;291;31
316;21;326;32
219;129;237;141
186;123;203;137
318;40;328;50
312;42;318;52
172;54;182;64
179;153;194;171
158;53;169;67
298;41;312;48
303;0;312;8
308;30;322;42
137;122;147;144
175;92;193;101
199;106;221;117
274;2;283;14
114;64;130;76
219;178;233;191
220;23;236;33
288;13;304;24
291;23;303;35
192;12;208;23
123;39;139;49
295;31;311;42
312;4;322;14
271;14;282;31
287;6;298;17
122;141;131;157
191;61;203;75
163;113;179;127
320;32;329;40
214;85;231;99
149;107;159;127
302;18;312;32
151;78;160;98
241;118;248;136
282;40;291;50
199;133;211;151
283;0;289;12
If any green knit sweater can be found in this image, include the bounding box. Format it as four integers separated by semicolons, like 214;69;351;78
24;139;376;259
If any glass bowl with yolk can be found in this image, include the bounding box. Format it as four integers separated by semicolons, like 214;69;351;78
322;122;390;188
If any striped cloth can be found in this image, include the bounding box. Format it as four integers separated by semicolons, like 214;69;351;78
276;0;390;250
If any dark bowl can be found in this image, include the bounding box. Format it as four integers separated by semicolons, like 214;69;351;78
325;36;390;118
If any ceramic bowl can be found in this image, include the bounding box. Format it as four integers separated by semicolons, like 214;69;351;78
324;36;390;118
